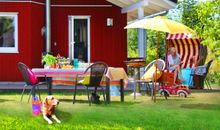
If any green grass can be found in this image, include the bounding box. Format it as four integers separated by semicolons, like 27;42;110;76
0;91;220;130
210;83;220;88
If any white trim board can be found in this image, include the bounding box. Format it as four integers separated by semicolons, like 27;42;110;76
51;5;112;8
0;0;44;5
0;0;113;7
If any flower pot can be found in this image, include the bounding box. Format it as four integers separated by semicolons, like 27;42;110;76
51;63;56;69
44;65;50;69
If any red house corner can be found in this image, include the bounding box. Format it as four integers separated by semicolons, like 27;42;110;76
0;0;127;81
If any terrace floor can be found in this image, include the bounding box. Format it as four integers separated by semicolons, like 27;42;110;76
0;82;219;92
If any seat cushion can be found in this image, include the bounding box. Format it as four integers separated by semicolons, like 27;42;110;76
141;65;162;81
180;67;193;86
78;75;90;85
27;68;38;85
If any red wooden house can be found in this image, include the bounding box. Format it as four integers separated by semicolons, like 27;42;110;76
0;0;177;81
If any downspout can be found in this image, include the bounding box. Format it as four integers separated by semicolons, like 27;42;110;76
46;0;51;53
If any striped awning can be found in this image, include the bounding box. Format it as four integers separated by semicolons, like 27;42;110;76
166;33;201;68
166;33;198;40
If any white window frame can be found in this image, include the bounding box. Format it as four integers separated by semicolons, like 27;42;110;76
0;12;18;53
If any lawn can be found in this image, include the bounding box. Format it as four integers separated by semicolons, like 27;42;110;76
0;91;220;130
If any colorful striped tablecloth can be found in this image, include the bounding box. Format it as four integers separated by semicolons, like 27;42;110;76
32;67;128;86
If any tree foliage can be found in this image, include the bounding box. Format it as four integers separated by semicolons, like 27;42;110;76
127;29;166;63
195;0;220;60
178;0;199;29
179;0;220;61
127;29;138;58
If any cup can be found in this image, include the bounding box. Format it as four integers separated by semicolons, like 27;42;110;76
74;58;78;68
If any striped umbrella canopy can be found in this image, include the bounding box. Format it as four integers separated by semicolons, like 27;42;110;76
125;16;193;102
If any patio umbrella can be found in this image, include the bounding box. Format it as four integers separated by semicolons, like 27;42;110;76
125;16;192;102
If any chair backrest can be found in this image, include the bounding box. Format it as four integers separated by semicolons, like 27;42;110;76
144;59;165;72
85;62;108;86
203;59;213;78
18;62;38;85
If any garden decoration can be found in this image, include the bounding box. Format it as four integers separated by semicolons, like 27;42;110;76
32;96;41;116
125;16;192;102
158;85;190;98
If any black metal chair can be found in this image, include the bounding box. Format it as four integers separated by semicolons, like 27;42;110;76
191;59;213;89
73;62;108;105
204;60;214;89
18;62;46;103
134;59;166;99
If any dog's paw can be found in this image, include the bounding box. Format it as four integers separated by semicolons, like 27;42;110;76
48;120;53;124
56;120;61;124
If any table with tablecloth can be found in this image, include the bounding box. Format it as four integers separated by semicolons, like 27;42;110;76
52;67;128;86
32;67;128;103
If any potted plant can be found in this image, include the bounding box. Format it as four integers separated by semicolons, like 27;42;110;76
41;54;57;69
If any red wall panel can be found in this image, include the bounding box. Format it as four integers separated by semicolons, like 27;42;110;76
0;0;127;81
51;0;127;68
0;2;32;81
30;3;45;68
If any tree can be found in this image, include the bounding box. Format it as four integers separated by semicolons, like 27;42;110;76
178;0;199;29
194;0;220;61
127;29;138;58
127;29;166;63
178;0;220;61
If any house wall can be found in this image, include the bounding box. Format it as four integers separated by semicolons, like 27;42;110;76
0;2;32;81
29;3;45;68
51;0;127;67
0;0;127;81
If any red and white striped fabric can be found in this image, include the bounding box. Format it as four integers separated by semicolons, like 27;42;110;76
166;33;201;68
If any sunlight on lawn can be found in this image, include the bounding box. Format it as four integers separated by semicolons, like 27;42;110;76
0;92;220;130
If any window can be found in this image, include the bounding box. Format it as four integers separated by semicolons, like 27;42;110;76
0;13;18;53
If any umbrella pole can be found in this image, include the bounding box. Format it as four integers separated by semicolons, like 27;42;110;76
154;32;160;102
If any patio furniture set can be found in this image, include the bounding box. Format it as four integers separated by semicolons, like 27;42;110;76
18;62;128;105
17;57;213;105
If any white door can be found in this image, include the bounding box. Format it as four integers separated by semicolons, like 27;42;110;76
68;16;90;63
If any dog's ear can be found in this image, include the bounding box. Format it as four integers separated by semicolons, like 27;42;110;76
44;97;48;106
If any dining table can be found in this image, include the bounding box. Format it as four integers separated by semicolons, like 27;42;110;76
32;67;128;103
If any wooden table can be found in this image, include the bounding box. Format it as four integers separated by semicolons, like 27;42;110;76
32;67;128;103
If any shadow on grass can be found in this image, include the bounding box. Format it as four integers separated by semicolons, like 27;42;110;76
107;101;141;106
155;96;195;102
56;109;72;122
60;99;89;104
59;99;141;107
180;103;220;110
0;99;15;103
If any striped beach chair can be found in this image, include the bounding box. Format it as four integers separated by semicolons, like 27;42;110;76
162;33;207;88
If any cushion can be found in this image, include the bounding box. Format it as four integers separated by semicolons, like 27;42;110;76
78;75;90;85
27;68;38;85
180;67;193;87
141;65;162;81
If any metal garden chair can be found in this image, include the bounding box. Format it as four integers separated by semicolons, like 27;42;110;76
204;60;214;89
134;59;165;99
192;59;213;89
73;62;108;105
18;62;46;103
